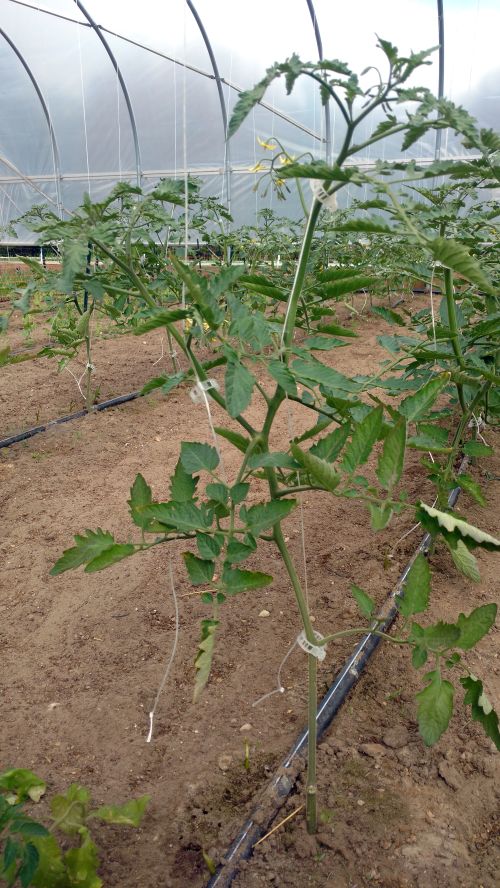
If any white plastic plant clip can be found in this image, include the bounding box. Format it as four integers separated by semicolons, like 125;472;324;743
297;629;327;661
309;179;337;211
189;378;220;404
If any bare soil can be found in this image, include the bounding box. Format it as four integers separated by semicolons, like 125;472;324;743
1;301;498;888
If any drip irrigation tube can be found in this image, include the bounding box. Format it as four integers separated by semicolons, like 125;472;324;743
0;390;142;449
206;459;468;888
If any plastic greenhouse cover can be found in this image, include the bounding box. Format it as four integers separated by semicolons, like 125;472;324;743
0;0;499;243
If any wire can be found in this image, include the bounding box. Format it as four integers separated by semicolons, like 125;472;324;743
146;558;180;743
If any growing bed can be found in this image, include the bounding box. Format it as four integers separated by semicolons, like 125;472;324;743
1;307;498;888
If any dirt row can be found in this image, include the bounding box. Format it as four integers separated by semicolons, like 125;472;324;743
1;303;498;887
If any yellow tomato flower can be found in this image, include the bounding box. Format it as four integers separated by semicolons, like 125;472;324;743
257;137;276;151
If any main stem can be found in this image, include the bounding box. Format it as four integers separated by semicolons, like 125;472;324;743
443;266;466;413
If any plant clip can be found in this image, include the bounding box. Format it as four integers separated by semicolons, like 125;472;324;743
296;629;326;661
309;179;337;212
189;378;220;404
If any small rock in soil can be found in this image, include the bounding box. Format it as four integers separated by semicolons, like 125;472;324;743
438;760;463;791
326;737;347;752
359;742;386;758
218;753;233;772
382;726;410;748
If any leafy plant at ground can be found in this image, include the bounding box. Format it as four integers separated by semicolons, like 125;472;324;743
48;39;498;836
0;769;148;888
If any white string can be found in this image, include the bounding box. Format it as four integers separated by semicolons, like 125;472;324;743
76;20;91;197
146;558;179;743
390;495;438;554
115;54;122;181
252;638;298;707
192;373;227;484
252;108;259;220
429;262;438;352
284;396;309;604
470;413;487;445
64;364;87;401
152;337;165;366
182;1;188;306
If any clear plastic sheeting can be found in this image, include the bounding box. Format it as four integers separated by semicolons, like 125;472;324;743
1;0;499;243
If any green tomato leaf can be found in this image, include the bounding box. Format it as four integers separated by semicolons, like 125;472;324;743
290;443;341;492
309;424;350;461
428;237;495;295
0;770;46;803
145;501;213;532
18;842;40;888
417;503;500;551
30;835;66;888
64;831;101;888
169;458;198;502
230;482;250;504
141;371;185;396
412;646;428;669
456;474;486;507
220;567;273;594
456;603;497;650
225;360;255;417
398;553;430;618
316;322;358;338
247;452;297;469
193;619;218;702
134;309;190;333
376;418;406;490
399;374;449;422
183;552;215;585
85;544;136;573
240;499;296;535
50;529;121;576
368;502;393;530
341;406;383;474
50;785;90;835
268;360;298;396
445;538;480;582
205;483;228;505
12;820;49;839
196;533;223;559
416;671;454;745
225;540;255;564
421;621;461;652
180;441;219;474
351;584;375;619
371;305;406;326
462;441;493;457
92;796;149;827
127;474;153;529
460;674;500;750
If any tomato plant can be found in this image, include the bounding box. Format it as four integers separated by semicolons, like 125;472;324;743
0;769;148;888
47;39;499;835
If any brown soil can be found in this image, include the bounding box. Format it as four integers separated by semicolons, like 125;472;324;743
1;301;498;888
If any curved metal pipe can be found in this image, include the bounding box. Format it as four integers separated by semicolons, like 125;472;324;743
305;0;332;163
8;1;325;145
74;0;142;186
435;0;445;160
0;27;63;217
185;0;231;230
